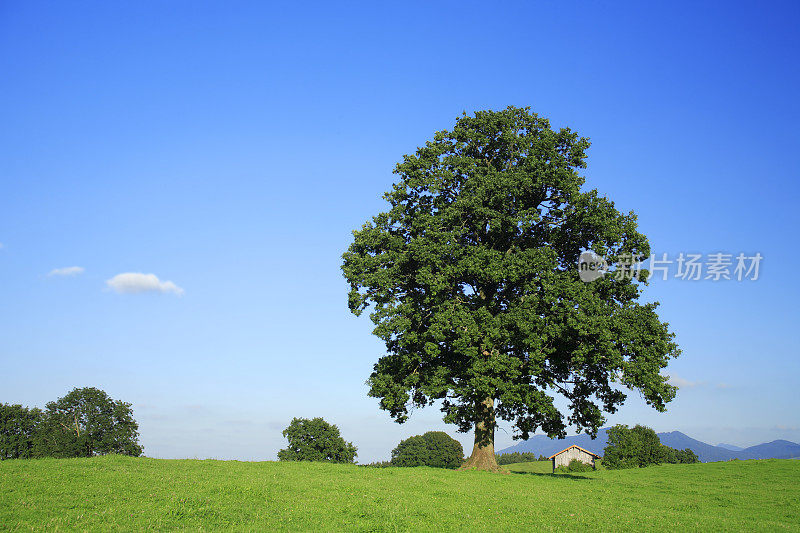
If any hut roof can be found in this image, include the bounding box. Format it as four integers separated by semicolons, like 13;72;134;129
548;444;602;459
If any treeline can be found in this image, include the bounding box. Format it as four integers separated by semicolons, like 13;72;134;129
495;452;548;465
0;387;142;460
279;418;466;469
603;424;699;469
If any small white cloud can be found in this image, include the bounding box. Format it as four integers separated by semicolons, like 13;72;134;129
106;272;184;296
0;242;4;249
666;374;701;388
48;266;85;277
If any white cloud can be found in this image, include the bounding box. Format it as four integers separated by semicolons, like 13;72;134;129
48;266;85;277
666;374;701;388
106;272;184;296
0;242;4;249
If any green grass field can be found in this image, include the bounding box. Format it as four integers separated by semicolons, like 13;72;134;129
1;456;798;531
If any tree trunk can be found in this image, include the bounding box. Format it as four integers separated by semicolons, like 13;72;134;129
459;397;504;472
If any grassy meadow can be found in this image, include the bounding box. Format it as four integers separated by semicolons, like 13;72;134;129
1;456;799;531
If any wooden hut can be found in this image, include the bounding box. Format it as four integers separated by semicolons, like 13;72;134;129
549;445;601;472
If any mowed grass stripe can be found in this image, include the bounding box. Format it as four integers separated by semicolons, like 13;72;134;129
1;456;798;531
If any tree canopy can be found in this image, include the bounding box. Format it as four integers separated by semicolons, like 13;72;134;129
34;387;143;458
2;387;142;459
0;404;42;460
603;424;699;469
277;417;357;463
342;107;680;470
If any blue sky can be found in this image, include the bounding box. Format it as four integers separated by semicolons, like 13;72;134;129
1;1;798;462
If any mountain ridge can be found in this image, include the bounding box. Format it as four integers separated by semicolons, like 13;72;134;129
497;429;800;462
717;443;744;451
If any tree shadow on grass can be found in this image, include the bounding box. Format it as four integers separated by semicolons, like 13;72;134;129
509;471;592;480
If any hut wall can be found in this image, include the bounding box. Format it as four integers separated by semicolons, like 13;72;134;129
553;447;596;469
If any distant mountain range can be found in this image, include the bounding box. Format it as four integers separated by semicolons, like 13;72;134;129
497;429;800;462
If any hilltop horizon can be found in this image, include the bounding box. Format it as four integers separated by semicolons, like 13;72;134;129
1;1;798;463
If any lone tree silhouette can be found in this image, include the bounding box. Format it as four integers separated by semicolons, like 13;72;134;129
342;107;680;471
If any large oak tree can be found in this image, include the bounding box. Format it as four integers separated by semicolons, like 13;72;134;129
342;107;680;471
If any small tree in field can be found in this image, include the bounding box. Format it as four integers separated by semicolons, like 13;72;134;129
342;107;680;471
603;424;661;468
604;424;700;469
278;417;357;463
391;431;464;468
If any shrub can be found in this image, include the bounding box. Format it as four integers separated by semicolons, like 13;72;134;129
555;459;594;473
277;417;357;463
391;431;464;468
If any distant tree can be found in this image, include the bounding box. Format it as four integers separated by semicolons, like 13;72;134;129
392;431;464;468
0;404;42;459
673;448;699;464
603;424;660;469
659;445;699;464
391;435;429;467
34;387;142;458
342;107;680;471
660;443;676;463
633;425;664;466
278;417;357;463
420;431;464;468
604;424;699;469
